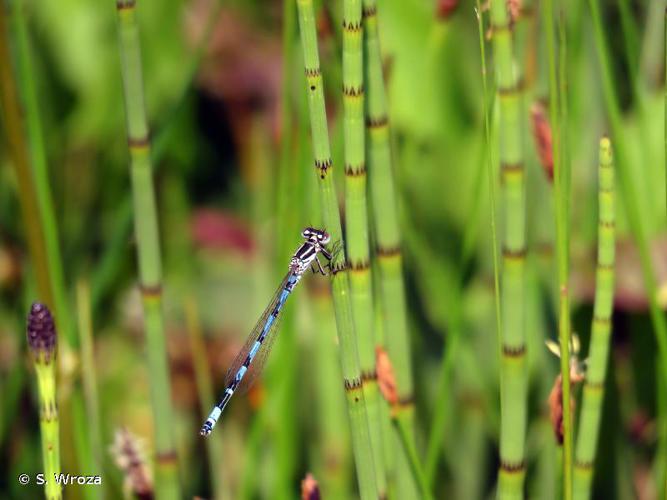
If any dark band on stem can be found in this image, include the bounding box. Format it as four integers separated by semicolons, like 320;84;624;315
331;261;348;275
502;343;526;357
574;460;594;470
349;259;370;271
584;380;604;391
599;220;615;229
597;263;614;272
345;163;366;176
366;115;388;129
128;135;150;150
502;246;527;260
315;158;333;178
156;450;178;465
116;0;136;10
592;315;611;327
305;67;321;77
361;369;377;382
343;85;364;97
140;283;163;298
342;20;362;32
362;5;377;18
377;245;401;258
344;377;363;391
397;394;415;409
500;460;526;473
501;161;524;174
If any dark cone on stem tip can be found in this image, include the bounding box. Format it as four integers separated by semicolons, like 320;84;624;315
26;302;57;362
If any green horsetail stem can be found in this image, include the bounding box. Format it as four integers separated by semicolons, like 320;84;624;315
588;2;667;488
113;2;180;499
27;303;62;500
296;1;379;498
342;0;387;495
573;138;615;500
489;0;528;498
362;0;417;496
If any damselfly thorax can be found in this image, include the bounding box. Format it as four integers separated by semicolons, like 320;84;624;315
200;227;333;436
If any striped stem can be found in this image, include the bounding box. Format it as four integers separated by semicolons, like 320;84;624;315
573;138;616;500
489;0;527;497
362;0;417;495
295;1;379;497
343;0;387;496
587;3;667;493
113;2;180;499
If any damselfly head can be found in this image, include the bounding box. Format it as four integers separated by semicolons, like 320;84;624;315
302;227;330;244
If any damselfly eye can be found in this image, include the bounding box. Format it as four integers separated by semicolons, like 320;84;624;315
302;228;312;238
320;232;331;244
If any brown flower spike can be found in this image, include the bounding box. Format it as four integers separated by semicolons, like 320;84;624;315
26;302;57;363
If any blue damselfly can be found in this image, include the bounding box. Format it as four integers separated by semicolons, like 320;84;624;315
200;227;333;436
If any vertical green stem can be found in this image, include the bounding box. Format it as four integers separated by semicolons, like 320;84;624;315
489;1;527;497
11;0;74;348
392;412;433;500
36;361;61;500
0;4;54;314
76;281;104;499
588;1;667;488
343;0;386;496
362;0;417;495
573;138;616;500
545;2;573;497
295;1;379;497
113;2;180;499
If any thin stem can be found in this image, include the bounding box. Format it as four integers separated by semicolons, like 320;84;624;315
573;138;616;500
545;1;573;496
296;0;379;497
393;412;434;500
0;3;54;313
76;281;104;498
11;0;73;347
184;296;227;500
113;2;180;498
488;0;527;496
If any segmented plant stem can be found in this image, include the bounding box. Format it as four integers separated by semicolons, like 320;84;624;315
572;138;615;500
113;2;180;498
343;0;387;495
588;0;667;484
296;1;379;497
489;0;527;497
362;0;417;495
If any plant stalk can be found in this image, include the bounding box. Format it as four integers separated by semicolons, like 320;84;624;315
113;2;181;498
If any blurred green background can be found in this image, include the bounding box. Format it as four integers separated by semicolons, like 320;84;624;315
1;0;667;498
